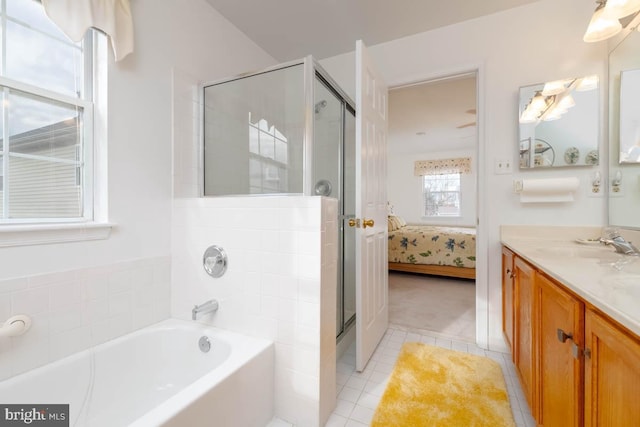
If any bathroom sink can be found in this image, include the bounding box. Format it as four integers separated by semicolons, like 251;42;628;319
613;259;640;274
535;246;622;262
599;275;640;299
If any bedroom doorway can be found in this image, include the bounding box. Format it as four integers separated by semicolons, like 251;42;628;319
387;71;478;342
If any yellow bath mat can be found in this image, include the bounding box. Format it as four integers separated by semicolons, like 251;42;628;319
371;342;516;427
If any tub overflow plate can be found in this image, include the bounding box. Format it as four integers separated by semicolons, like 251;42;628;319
199;336;211;353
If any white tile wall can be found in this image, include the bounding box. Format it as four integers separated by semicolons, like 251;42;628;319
171;195;337;427
0;257;171;381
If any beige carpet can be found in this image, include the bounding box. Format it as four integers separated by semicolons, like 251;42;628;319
372;342;515;427
389;272;475;341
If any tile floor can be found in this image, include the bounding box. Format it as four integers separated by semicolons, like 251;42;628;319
268;324;536;427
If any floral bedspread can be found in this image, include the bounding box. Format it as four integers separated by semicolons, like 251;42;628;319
388;225;476;268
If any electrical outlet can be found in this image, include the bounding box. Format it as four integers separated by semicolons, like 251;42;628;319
494;158;513;174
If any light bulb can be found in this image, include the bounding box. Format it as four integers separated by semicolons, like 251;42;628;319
542;80;567;96
584;3;623;42
576;75;599;91
604;0;640;19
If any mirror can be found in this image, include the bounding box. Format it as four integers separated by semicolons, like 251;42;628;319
518;76;599;169
609;29;640;229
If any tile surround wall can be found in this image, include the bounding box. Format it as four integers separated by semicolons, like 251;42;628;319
0;257;171;381
171;195;337;426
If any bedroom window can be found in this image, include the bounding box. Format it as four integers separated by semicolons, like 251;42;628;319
0;0;95;223
423;173;461;217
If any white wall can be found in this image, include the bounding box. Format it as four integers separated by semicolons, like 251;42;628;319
321;0;608;351
389;149;477;226
0;0;276;378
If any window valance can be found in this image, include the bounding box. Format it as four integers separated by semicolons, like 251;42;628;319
414;157;472;176
42;0;134;61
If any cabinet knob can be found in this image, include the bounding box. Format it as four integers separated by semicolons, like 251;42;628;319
557;328;573;343
571;343;580;359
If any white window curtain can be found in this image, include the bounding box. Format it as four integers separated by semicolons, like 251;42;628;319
42;0;134;61
414;157;472;176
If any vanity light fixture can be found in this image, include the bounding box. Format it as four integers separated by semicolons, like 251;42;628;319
584;0;640;42
519;90;577;124
519;91;551;123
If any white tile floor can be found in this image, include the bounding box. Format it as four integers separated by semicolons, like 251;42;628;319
268;324;536;427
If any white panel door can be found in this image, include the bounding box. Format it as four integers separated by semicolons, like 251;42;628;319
355;40;388;372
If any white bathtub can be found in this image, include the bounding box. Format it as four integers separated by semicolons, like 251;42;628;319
0;319;274;427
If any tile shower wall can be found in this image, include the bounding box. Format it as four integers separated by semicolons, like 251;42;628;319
0;257;171;381
171;196;337;426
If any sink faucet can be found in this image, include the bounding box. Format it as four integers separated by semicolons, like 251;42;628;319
599;235;640;256
192;299;219;320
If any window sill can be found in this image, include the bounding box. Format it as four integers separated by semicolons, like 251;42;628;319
0;222;114;248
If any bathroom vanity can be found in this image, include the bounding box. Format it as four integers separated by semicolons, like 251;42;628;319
501;226;640;427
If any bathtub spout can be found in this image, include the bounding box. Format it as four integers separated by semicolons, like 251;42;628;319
192;299;219;320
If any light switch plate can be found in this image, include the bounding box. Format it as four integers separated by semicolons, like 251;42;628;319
494;158;513;174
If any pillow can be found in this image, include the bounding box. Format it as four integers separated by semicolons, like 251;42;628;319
387;215;406;232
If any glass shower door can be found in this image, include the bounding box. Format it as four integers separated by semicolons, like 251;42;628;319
313;75;356;338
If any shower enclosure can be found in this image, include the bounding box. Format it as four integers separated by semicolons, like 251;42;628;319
201;58;356;339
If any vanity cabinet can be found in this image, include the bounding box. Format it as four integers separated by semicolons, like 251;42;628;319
501;247;515;353
503;247;640;426
584;308;640;426
537;274;583;427
513;256;537;415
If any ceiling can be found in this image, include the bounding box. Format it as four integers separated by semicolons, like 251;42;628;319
389;75;477;154
205;0;541;61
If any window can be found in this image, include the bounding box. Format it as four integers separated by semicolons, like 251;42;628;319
0;0;95;223
423;173;461;217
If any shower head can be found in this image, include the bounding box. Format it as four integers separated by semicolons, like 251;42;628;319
314;100;327;114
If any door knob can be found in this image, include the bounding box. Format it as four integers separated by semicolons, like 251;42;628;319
362;219;374;228
348;218;360;228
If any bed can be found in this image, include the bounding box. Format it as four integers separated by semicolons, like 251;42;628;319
387;216;476;279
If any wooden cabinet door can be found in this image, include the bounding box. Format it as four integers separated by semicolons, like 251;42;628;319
584;308;640;426
537;274;584;427
502;246;515;355
514;256;537;418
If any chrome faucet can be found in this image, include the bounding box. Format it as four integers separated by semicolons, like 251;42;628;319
192;299;219;320
599;234;640;256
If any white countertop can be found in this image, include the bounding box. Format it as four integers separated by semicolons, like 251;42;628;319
501;226;640;337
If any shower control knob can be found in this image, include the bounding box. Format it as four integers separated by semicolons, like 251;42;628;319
362;219;374;228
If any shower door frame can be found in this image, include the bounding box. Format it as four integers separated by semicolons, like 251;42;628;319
307;58;358;340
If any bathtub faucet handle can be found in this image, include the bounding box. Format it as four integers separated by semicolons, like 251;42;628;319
192;299;219;321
